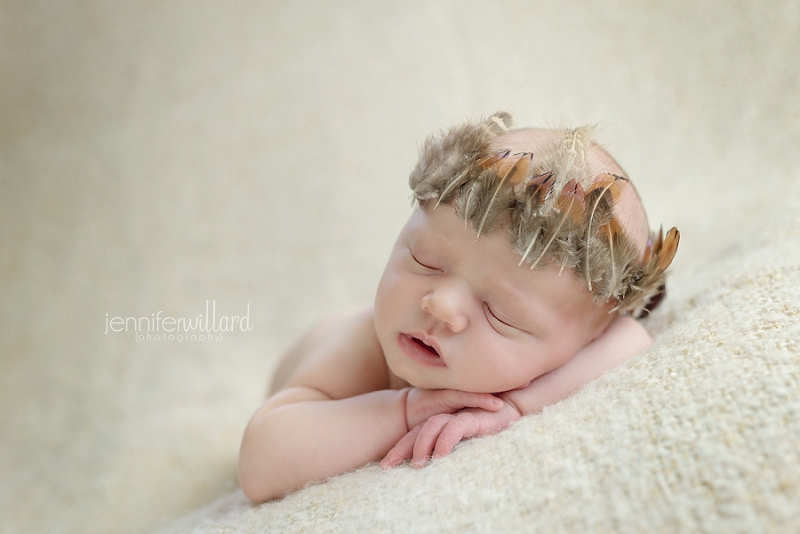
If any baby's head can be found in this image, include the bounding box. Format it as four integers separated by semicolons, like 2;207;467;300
374;113;679;393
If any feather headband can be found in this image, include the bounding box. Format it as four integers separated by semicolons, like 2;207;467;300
409;111;680;316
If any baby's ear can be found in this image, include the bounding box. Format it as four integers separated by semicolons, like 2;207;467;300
638;284;667;317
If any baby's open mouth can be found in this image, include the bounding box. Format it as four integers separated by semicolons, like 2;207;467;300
412;336;440;357
398;333;447;368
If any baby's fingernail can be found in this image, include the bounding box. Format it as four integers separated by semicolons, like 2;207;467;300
493;398;503;407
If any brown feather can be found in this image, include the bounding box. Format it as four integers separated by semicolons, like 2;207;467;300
434;164;473;209
476;152;531;237
507;152;534;185
599;217;624;290
584;174;626;289
656;227;680;271
528;182;584;270
518;231;540;266
476;149;509;170
556;179;586;225
642;235;654;264
525;172;554;204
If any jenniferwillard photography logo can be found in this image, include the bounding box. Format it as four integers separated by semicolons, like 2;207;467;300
104;300;252;342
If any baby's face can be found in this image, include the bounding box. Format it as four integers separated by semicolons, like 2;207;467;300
374;202;613;393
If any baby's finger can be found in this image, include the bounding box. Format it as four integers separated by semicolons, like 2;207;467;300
381;424;422;469
432;412;479;459
436;390;503;414
412;414;453;468
405;388;504;429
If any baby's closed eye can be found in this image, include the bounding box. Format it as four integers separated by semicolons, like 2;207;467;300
409;248;440;271
484;303;518;332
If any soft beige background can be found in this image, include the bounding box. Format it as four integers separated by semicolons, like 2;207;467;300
1;1;798;533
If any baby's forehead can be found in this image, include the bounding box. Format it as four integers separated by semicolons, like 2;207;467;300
411;202;601;311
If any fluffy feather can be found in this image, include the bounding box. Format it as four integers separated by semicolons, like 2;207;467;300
657;227;680;271
528;180;586;271
584;174;628;291
477;152;533;237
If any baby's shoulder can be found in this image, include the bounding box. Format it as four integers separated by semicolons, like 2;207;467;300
270;306;391;399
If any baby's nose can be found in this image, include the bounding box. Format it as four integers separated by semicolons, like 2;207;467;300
420;289;468;333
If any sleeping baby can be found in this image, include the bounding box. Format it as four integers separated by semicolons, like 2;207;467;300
238;112;680;502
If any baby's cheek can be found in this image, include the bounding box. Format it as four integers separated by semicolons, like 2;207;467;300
374;275;400;316
375;292;400;321
503;339;558;383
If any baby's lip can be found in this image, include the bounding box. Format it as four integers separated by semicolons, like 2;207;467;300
409;332;442;356
405;331;444;361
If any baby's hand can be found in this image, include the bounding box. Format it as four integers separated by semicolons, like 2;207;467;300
381;399;522;469
403;387;504;430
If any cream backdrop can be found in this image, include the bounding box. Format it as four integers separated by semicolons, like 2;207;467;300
1;1;799;533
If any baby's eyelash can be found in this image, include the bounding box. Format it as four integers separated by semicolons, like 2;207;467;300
485;304;516;329
410;250;438;270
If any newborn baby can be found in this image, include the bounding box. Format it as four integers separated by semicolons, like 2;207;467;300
239;112;680;502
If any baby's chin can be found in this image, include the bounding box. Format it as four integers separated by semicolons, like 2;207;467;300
386;359;451;390
386;361;428;389
390;367;503;393
385;348;530;393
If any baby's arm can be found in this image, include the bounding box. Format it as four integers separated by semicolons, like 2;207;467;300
498;315;652;415
382;315;651;467
238;307;503;502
